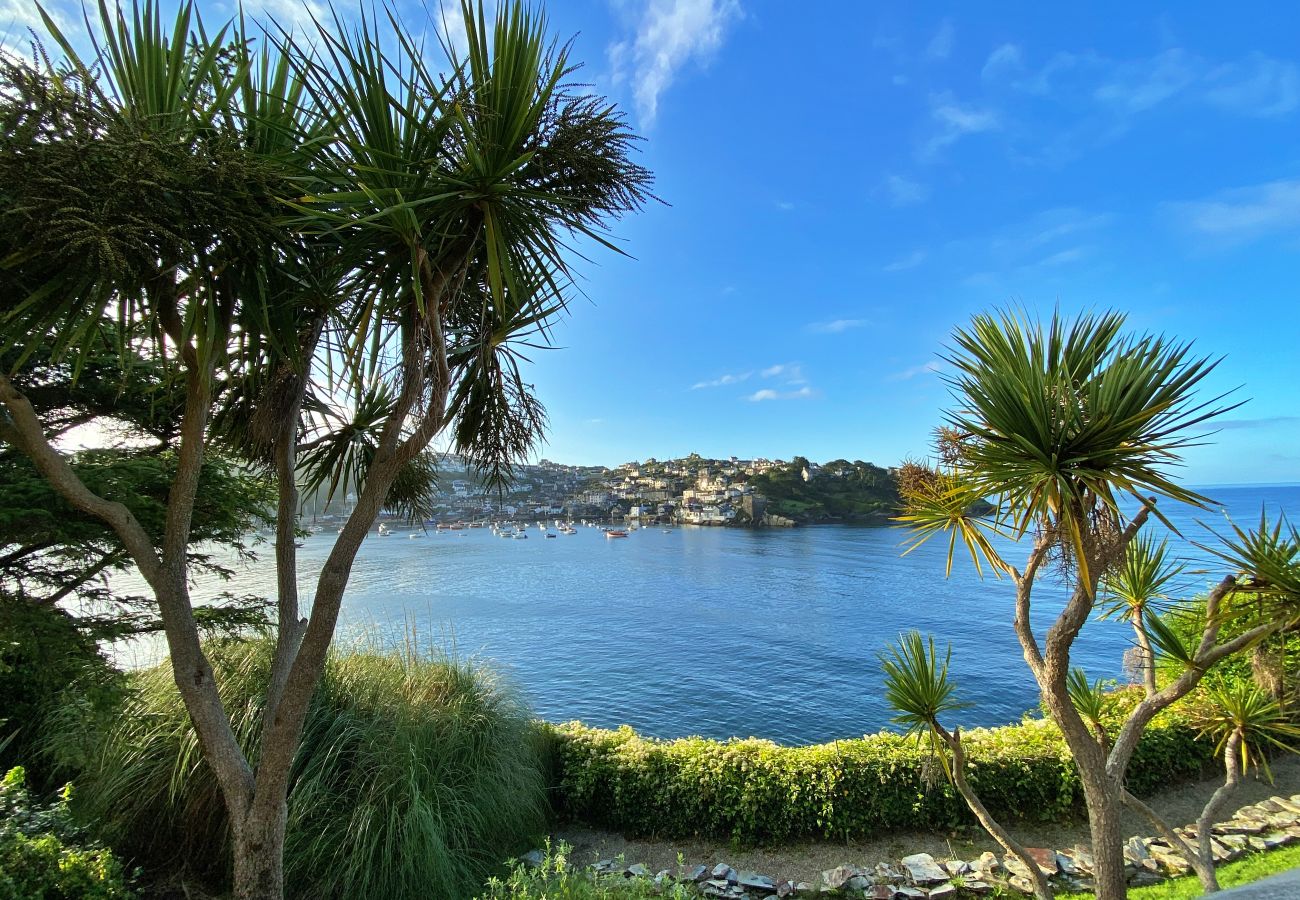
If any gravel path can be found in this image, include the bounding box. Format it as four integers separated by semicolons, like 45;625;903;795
553;755;1300;886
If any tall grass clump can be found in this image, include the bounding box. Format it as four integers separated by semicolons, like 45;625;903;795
51;635;547;899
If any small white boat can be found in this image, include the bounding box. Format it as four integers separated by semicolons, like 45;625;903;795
513;533;528;540
378;524;391;537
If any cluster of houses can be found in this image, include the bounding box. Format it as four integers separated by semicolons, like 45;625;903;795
393;454;797;525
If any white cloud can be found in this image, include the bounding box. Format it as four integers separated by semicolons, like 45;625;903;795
1033;246;1087;267
691;371;752;389
1204;53;1299;118
883;249;926;272
238;0;329;32
921;91;999;159
888;360;942;382
882;174;930;207
433;0;470;59
1167;178;1300;243
608;0;741;127
1;0;71;43
991;207;1112;253
760;363;806;383
806;318;867;334
982;43;1023;81
925;19;955;62
1094;48;1198;112
775;200;795;211
1004;47;1297;121
745;386;815;402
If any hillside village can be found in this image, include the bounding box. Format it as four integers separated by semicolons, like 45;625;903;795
318;454;901;526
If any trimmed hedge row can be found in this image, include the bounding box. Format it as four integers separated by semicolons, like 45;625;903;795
540;714;1218;842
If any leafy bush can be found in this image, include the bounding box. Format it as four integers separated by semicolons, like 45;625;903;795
0;601;123;783
542;711;1217;842
52;637;547;899
479;842;690;899
0;766;135;899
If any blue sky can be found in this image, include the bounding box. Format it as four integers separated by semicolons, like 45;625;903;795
7;1;1299;483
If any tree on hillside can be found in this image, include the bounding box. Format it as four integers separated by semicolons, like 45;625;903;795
0;3;651;898
896;309;1300;900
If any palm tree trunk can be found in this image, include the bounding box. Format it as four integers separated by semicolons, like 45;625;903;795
1133;611;1158;696
1193;730;1244;893
939;725;1053;900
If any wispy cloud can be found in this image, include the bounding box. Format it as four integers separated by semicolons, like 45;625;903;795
982;43;1023;81
760;363;807;384
2;0;70;40
1034;246;1088;267
691;371;751;389
806;318;868;334
1166;179;1300;243
990;46;1298;120
883;249;926;272
925;19;955;62
1094;48;1198;112
1205;53;1299;117
608;0;741;127
745;386;816;402
432;0;470;58
921;91;999;159
881;174;931;207
775;200;796;212
888;360;943;382
237;0;329;32
1217;416;1300;431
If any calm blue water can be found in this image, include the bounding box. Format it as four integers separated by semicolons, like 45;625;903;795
115;484;1299;745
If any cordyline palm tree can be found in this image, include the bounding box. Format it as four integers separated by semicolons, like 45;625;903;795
881;631;1053;900
0;1;652;897
896;309;1300;900
1183;678;1300;891
1099;535;1184;694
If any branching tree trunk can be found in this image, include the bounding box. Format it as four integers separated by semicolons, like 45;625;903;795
938;724;1053;900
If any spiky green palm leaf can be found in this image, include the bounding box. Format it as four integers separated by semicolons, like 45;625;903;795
902;309;1238;586
1099;534;1185;622
1190;679;1300;781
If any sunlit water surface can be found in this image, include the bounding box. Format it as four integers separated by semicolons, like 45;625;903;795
109;484;1299;744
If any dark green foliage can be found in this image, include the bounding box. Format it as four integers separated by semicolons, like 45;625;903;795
0;602;122;784
748;458;899;522
543;714;1217;843
52;638;548;899
0;766;136;899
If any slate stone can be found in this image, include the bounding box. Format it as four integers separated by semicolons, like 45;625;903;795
822;866;860;890
900;852;948;885
928;884;957;899
690;865;710;883
624;863;648;878
521;849;544;868
1025;848;1058;875
738;872;777;892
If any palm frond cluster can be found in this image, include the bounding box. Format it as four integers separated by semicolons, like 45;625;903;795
1;0;654;496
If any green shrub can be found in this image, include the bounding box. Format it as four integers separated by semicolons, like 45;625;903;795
0;601;123;784
0;766;135;899
542;711;1218;842
52;637;547;899
478;841;690;899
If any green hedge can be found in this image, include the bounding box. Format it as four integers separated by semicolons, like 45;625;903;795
541;713;1218;842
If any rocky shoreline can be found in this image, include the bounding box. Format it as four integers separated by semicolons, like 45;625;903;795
526;793;1300;898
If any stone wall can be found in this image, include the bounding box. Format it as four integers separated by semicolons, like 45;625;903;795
529;793;1300;898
